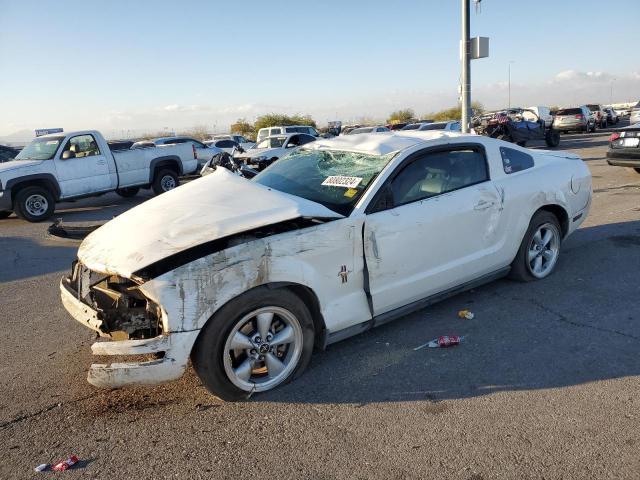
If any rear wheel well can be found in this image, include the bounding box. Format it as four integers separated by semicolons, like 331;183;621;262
537;205;569;238
11;180;58;203
153;161;179;178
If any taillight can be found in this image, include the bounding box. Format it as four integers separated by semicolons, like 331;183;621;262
192;144;197;159
575;114;583;119
609;133;620;142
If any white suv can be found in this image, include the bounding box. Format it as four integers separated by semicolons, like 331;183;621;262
257;125;319;142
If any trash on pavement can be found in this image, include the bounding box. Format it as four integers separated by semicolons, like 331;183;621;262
457;309;475;320
414;335;464;351
51;455;79;472
48;219;106;240
34;464;50;472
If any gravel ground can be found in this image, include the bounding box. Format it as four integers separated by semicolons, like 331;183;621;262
1;130;639;479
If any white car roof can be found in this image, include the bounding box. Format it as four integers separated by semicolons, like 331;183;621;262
309;131;471;156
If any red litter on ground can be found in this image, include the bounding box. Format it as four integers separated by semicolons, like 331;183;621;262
51;455;79;472
414;335;464;351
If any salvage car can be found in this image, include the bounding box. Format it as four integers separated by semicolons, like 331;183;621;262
606;124;640;174
236;133;316;170
60;131;592;400
472;108;560;147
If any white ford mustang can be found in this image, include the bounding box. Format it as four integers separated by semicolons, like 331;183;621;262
60;131;592;400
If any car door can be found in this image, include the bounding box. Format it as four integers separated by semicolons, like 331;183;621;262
55;134;113;197
363;144;505;315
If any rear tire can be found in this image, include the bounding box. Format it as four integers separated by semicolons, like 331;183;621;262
509;210;562;282
152;169;179;195
192;287;315;401
115;187;139;198
545;130;560;147
14;186;55;222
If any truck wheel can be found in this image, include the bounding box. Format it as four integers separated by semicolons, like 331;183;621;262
509;210;562;282
0;211;12;219
545;130;560;147
116;187;139;198
14;186;55;222
152;169;179;195
192;287;315;401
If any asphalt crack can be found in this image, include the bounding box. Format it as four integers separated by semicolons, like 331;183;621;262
0;393;99;430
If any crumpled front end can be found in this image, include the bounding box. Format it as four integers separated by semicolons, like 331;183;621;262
60;262;198;388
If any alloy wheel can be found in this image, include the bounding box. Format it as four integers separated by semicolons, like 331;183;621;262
527;222;560;278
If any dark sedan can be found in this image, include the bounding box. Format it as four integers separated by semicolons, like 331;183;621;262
0;144;19;163
606;124;640;174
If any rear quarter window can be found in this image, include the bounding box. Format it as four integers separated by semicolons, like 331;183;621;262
500;147;534;174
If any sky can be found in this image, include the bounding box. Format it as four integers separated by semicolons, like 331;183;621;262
0;0;639;139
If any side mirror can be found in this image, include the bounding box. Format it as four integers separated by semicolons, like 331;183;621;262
62;150;75;159
286;144;296;148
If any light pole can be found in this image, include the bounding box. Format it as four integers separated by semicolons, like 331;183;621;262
610;78;615;105
461;0;471;133
508;61;515;108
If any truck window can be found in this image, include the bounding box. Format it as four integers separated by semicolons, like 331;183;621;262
62;134;101;158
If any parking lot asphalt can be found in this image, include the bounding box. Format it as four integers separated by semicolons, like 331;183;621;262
1;130;639;479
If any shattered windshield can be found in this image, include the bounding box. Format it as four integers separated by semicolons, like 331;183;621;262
15;136;64;160
254;148;396;216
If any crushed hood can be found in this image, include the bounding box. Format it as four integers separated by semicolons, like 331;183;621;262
78;168;343;278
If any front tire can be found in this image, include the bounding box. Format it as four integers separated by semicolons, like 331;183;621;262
509;211;562;282
14;186;55;222
545;130;560;147
152;169;179;195
192;287;315;401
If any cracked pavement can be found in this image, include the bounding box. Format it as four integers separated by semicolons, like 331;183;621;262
0;132;639;479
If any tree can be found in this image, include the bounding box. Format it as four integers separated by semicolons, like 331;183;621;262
386;108;415;125
425;101;485;122
230;118;255;139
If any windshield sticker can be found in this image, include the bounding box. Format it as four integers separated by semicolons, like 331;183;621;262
344;188;358;198
322;176;363;189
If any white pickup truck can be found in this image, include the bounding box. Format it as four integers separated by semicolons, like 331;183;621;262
0;130;199;222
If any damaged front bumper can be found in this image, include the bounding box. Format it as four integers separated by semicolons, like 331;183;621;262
60;275;199;388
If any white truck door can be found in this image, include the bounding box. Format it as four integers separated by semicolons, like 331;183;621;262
55;134;113;197
363;145;505;316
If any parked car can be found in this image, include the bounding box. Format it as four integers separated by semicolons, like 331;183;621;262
346;126;390;135
472;108;560;147
256;125;319;142
401;122;434;131
236;133;316;170
603;107;619;125
152;136;222;169
615;108;630;117
0;144;19;163
0;130;199;221
525;106;554;128
606;124;640;174
386;122;410;131
417;121;461;131
205;138;242;154
60;131;591;400
553;106;596;133
586;104;608;128
131;140;156;149
630;101;640;125
211;134;255;151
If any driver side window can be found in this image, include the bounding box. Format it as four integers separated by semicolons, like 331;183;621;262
62;134;101;158
387;147;489;208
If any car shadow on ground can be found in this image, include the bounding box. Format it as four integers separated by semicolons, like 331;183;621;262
0;236;78;283
259;219;640;404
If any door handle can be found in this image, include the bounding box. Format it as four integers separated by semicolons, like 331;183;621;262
474;200;495;211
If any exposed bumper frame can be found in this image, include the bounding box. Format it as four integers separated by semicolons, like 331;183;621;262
60;278;199;388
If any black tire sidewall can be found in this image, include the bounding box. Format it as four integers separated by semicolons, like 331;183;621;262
509;210;562;282
14;186;55;222
191;287;315;401
116;187;140;198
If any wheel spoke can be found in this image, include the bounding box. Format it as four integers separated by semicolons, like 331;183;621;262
234;357;255;382
542;249;555;261
527;248;537;263
256;312;274;340
230;331;254;350
533;230;543;247
541;229;553;248
264;353;285;379
270;325;295;346
533;256;543;272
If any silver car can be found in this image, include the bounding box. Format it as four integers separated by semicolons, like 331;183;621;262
553;106;595;133
630;101;640;125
